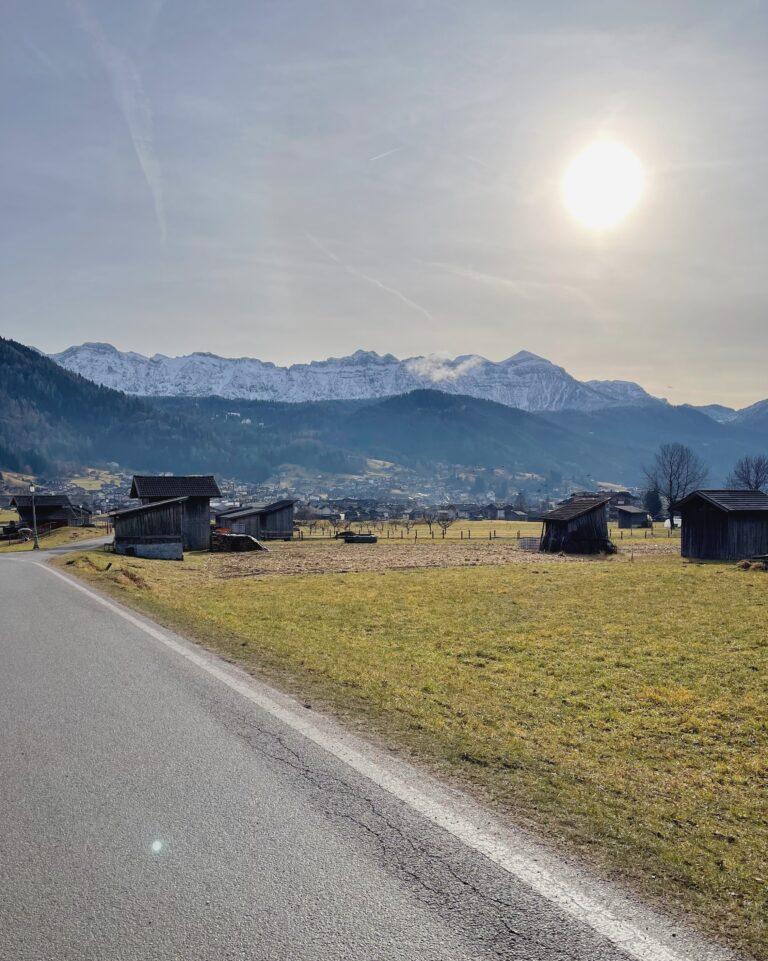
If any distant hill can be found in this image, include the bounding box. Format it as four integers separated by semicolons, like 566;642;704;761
542;404;767;482
3;337;767;486
732;398;768;430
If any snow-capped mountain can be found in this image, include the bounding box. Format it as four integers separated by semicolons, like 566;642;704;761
50;342;665;412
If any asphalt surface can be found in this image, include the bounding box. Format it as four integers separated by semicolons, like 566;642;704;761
0;555;736;961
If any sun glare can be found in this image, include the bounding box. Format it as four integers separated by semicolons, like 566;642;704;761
562;140;644;230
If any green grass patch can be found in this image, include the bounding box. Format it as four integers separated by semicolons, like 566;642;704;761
59;551;766;956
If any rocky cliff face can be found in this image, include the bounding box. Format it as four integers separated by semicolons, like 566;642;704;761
51;343;665;412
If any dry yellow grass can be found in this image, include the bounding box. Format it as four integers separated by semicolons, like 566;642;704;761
58;547;766;957
299;518;679;544
68;468;122;491
0;526;101;553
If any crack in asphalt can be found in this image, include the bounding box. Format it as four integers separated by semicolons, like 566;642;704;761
219;711;614;961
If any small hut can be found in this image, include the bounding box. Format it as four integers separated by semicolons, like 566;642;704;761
10;494;76;530
110;497;186;560
130;475;221;551
616;505;652;529
540;497;615;554
215;499;295;540
678;489;768;561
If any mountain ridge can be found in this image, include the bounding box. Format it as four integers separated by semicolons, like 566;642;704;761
51;342;665;413
4;337;767;487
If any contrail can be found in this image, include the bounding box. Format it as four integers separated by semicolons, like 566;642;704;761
424;260;597;311
368;146;404;162
305;232;433;322
70;0;167;243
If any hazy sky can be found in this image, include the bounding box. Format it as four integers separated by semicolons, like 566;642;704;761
2;1;767;406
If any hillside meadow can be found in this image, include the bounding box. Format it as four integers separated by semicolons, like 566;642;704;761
0;525;101;553
57;543;766;958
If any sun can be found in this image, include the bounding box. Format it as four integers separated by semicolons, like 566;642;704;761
562;140;644;230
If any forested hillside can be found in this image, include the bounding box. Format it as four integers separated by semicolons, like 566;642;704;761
0;338;358;479
2;337;766;485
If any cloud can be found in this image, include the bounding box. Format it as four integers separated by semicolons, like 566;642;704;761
70;0;167;243
304;232;433;322
405;353;484;383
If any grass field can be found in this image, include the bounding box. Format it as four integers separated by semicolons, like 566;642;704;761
0;509;18;524
0;526;102;553
68;468;123;490
58;545;766;957
297;518;680;545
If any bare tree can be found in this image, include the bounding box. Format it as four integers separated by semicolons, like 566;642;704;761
420;509;438;535
437;515;454;537
401;515;415;535
644;443;708;528
726;454;768;492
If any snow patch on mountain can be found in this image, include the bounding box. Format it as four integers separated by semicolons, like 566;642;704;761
51;342;667;413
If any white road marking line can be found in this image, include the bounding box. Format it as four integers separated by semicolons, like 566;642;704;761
35;560;728;961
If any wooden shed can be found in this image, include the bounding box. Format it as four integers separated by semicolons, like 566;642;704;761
540;497;615;554
678;489;768;561
10;494;77;530
130;475;221;551
616;505;652;529
215;499;295;540
110;497;186;560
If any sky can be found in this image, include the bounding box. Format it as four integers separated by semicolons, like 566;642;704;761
2;0;767;407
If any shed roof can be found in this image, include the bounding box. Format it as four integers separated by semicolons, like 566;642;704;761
218;498;296;521
678;489;768;512
110;496;188;518
10;494;72;508
542;497;611;522
130;475;221;499
616;505;648;515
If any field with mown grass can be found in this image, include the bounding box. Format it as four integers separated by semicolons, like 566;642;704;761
68;468;124;490
0;525;103;552
57;548;765;958
298;518;680;544
0;508;19;524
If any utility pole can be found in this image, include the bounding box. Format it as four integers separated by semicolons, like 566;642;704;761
29;484;40;550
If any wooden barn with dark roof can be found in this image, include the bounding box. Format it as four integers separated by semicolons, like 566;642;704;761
129;475;221;551
214;499;296;540
110;498;186;560
616;505;652;529
678;489;768;561
9;494;92;530
540;496;615;554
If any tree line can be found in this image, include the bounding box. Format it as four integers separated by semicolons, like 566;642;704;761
644;445;768;527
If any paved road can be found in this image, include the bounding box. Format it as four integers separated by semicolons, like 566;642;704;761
0;557;733;961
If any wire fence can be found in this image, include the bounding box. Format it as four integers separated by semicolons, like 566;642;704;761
293;523;682;544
